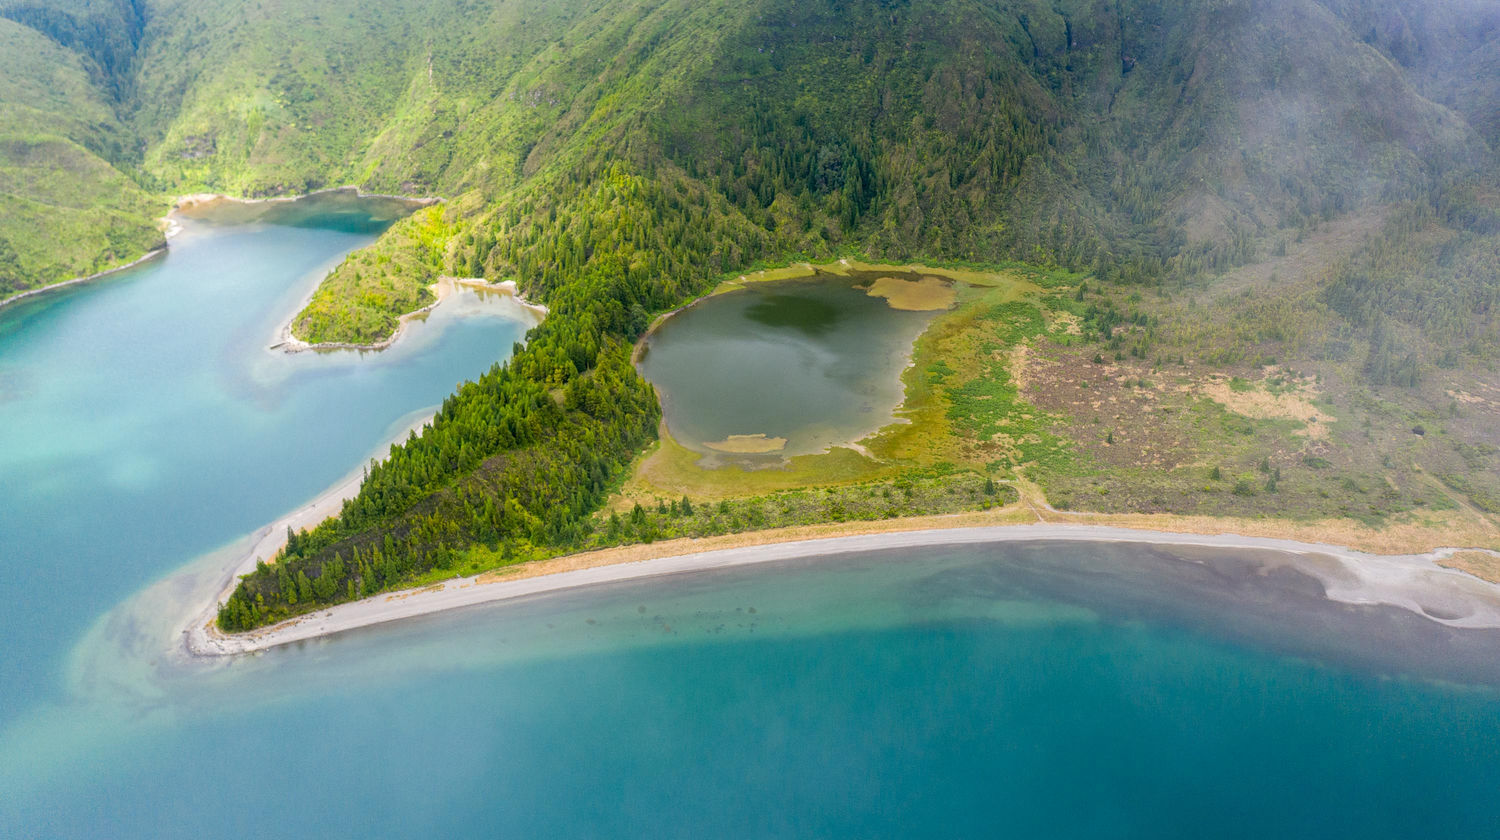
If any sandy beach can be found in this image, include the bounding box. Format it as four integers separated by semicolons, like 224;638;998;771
182;410;438;656
172;251;1500;660
185;502;1500;657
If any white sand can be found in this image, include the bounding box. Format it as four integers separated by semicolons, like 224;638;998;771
182;412;437;655
185;522;1500;657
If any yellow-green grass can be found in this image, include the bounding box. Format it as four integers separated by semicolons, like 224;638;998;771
627;263;1052;503
865;278;1052;467
864;275;957;311
624;426;896;502
1440;550;1500;581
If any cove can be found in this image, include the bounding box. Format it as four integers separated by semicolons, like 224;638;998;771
0;192;537;726
636;271;951;464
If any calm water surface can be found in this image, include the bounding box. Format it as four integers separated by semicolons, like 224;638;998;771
5;540;1500;837
0;192;535;719
638;273;943;463
2;216;1499;837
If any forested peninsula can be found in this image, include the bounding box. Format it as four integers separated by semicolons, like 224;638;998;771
4;0;1500;631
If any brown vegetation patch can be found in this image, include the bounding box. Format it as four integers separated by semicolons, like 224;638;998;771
1194;372;1333;439
1021;342;1200;472
1447;388;1499;409
1440;550;1500;583
1009;344;1033;392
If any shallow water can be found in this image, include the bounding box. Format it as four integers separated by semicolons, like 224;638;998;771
5;540;1500;837
0;193;536;724
637;272;945;463
3;216;1500;836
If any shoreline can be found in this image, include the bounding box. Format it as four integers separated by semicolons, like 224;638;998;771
174;184;441;212
179;184;541;355
630;260;951;464
184;502;1500;657
274;277;546;354
182;184;451;354
0;246;168;312
171;257;1500;658
1;184;439;315
181;410;440;657
629;260;833;367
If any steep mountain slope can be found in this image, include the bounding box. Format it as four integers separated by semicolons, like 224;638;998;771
3;0;1490;296
212;0;1500;629
0;9;162;297
124;0;1490;311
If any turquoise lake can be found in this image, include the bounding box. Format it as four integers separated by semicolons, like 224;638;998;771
3;202;1500;836
0;192;536;725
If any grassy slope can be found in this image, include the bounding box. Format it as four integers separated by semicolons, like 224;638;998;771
4;0;1490;301
0;0;1459;336
355;0;1481;341
291;205;452;345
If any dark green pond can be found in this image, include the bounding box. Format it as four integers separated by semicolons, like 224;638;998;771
636;272;951;464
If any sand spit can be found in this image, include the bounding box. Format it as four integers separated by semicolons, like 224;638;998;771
185;522;1500;658
180;412;439;656
463;278;549;319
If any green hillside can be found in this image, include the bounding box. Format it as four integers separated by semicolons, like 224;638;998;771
1;0;1498;628
7;0;1491;298
0;11;164;297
